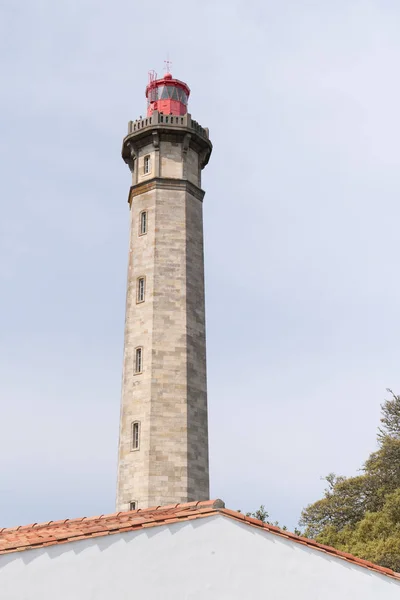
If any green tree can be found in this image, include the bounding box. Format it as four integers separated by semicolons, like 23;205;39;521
300;473;371;538
378;389;400;441
299;390;400;571
246;505;269;523
317;490;400;572
243;505;287;530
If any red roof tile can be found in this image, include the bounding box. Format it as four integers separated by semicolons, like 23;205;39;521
0;499;399;581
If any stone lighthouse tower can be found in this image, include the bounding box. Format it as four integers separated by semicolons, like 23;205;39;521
116;71;212;511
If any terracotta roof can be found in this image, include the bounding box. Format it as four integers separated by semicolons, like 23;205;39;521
0;499;399;581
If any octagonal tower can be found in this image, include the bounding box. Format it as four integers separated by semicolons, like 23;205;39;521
116;71;212;511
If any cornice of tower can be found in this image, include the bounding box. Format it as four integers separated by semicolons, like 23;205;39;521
121;111;212;172
127;177;205;207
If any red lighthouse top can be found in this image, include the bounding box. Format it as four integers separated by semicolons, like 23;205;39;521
146;70;190;117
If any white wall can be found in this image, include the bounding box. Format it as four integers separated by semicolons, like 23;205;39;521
0;515;399;599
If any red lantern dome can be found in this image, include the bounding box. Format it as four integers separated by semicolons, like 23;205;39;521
146;71;190;117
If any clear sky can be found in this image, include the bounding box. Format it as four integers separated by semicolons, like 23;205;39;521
1;0;400;531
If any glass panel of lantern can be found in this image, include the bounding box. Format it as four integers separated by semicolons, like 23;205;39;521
160;86;169;100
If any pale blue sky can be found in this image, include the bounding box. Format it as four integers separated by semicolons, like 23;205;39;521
1;0;400;530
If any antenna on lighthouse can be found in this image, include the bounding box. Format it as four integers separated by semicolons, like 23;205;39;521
164;57;172;75
148;70;157;84
147;70;158;104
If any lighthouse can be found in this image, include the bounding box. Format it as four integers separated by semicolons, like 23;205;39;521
116;70;213;511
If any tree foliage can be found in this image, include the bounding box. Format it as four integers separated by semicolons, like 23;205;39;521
299;390;400;571
378;389;400;442
243;505;287;530
246;505;269;523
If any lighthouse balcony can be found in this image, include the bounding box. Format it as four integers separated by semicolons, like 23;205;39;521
127;111;209;140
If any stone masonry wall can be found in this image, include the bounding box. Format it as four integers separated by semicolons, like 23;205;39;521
117;130;209;511
147;186;189;506
159;141;183;179
116;185;156;510
185;191;209;500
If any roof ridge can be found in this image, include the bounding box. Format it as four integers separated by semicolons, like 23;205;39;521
0;499;224;535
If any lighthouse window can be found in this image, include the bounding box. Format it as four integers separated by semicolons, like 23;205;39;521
171;87;179;100
129;501;137;511
144;155;151;175
139;211;147;235
135;347;143;374
160;86;169;100
132;421;140;450
137;277;145;303
178;89;187;104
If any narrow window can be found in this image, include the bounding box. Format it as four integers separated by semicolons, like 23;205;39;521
135;347;143;374
132;421;140;450
137;277;145;303
144;155;151;175
139;211;147;235
129;501;137;511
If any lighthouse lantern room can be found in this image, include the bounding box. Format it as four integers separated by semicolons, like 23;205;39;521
146;70;190;117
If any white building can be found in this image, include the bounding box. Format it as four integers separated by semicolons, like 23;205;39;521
1;499;399;599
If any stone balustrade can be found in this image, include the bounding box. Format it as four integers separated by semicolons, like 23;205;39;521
127;111;209;140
